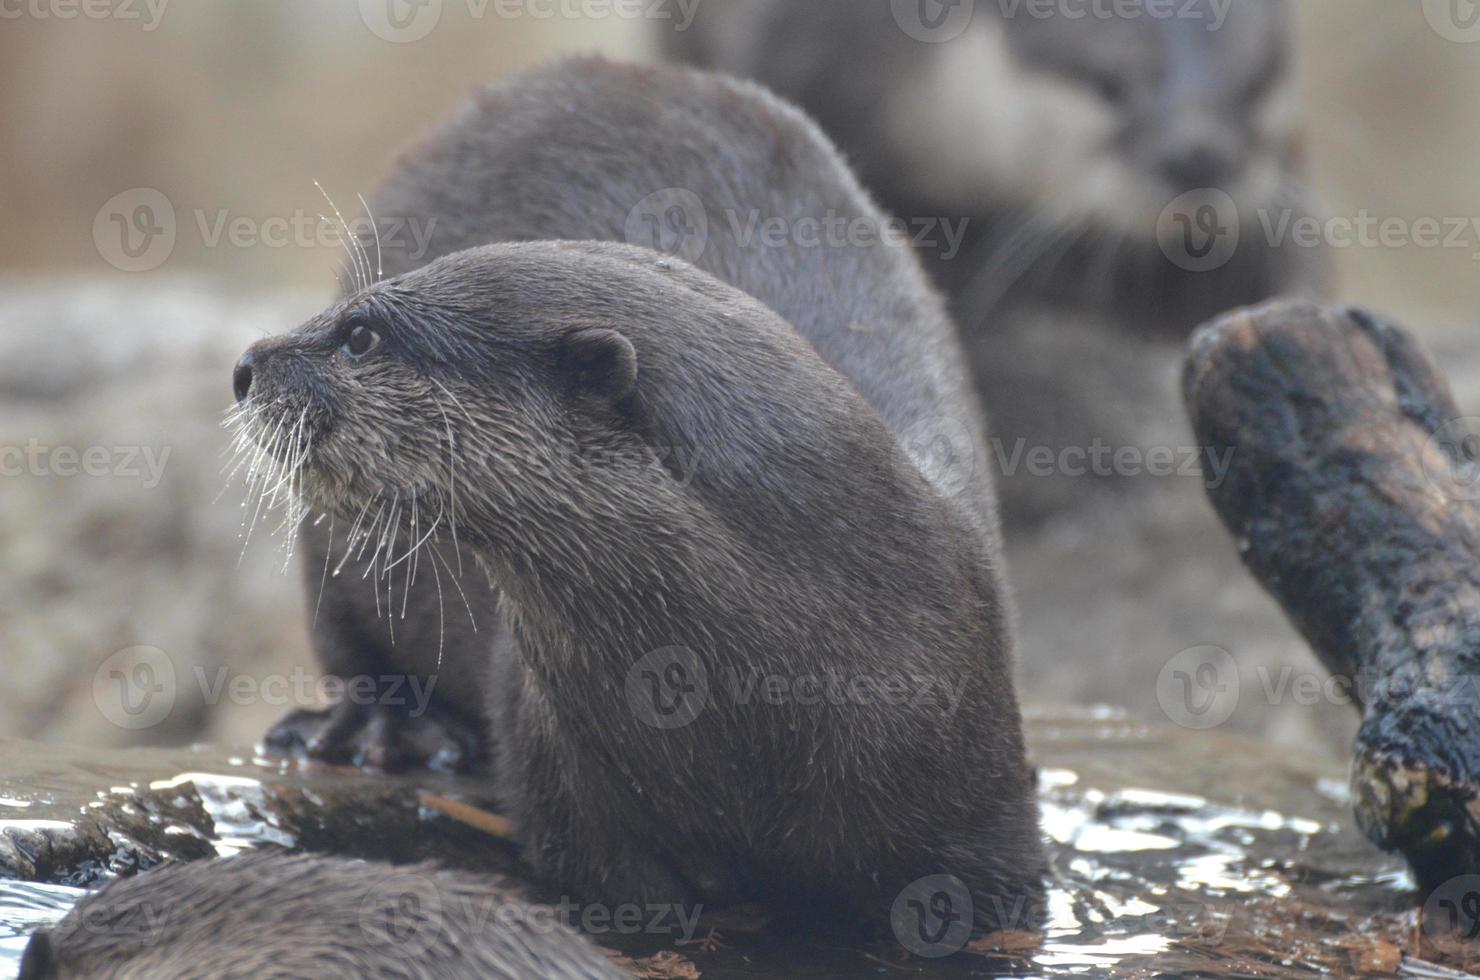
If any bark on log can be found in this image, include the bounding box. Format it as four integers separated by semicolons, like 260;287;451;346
1183;300;1480;889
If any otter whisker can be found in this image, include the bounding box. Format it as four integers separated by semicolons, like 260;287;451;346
315;180;368;293
429;541;478;638
238;408;291;564
964;207;1087;327
431;381;469;576
353;498;388;567
427;533;447;668
314;514;334;627
399;494;419;620
335;493;381;578
358;192;385;283
318;210;362;295
384;494;441;576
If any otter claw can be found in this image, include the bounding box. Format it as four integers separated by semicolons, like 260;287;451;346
263;700;483;775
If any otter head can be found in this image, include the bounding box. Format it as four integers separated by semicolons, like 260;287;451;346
881;0;1320;325
227;243;648;561
892;0;1300;232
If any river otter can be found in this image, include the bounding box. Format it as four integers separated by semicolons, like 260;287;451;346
238;59;1043;938
663;0;1318;337
19;852;625;979
264;56;1007;770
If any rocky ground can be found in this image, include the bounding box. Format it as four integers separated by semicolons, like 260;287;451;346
0;279;324;749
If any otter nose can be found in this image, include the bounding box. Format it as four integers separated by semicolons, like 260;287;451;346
1159;143;1232;192
233;352;256;404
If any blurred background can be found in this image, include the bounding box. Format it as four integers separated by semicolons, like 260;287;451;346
1;0;1477;750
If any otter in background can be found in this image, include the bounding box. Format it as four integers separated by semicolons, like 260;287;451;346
663;2;1350;752
662;0;1322;519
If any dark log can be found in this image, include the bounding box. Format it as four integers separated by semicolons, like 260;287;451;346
1183;300;1480;889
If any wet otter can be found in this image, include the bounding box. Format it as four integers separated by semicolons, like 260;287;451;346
266;55;1006;775
19;852;624;979
239;59;1044;937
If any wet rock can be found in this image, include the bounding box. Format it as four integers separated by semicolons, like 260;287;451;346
0;737;517;889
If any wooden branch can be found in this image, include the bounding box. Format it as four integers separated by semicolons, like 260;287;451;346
1183;300;1480;889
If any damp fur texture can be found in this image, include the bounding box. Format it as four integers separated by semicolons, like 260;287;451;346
20;851;623;980
236;58;1043;935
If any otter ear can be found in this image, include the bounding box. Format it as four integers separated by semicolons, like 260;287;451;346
557;328;637;402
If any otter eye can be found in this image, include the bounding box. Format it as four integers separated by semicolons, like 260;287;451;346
342;324;380;358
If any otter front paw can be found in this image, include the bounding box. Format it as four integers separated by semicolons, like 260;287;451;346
263;699;485;774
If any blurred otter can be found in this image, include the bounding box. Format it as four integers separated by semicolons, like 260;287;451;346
19;852;625;979
664;0;1323;520
664;2;1349;751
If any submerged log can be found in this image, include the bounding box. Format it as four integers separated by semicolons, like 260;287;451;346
1183;300;1480;888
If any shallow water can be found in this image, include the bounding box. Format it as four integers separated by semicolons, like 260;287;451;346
2;712;1477;978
